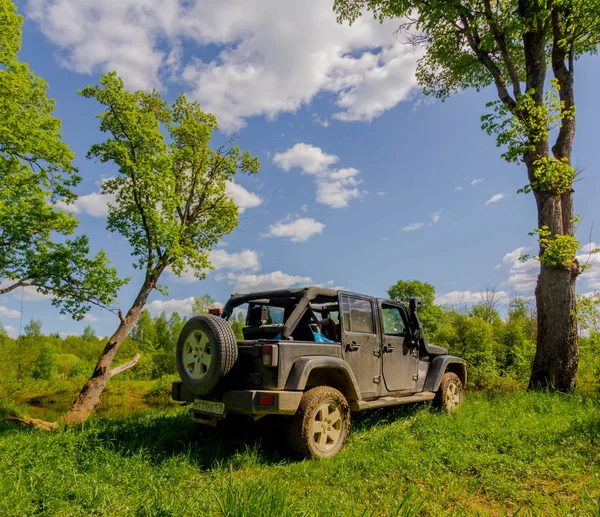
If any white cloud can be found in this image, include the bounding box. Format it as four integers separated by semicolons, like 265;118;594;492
436;290;510;306
147;296;197;316
432;212;441;223
221;271;313;292
3;325;18;338
15;286;53;302
27;0;420;131
402;222;424;232
454;186;463;191
274;143;363;209
502;246;539;292
273;143;338;174
471;179;484;185
225;181;263;213
263;217;325;242
300;204;308;213
0;306;20;318
169;249;261;283
83;313;99;322
485;193;507;206
55;191;115;217
578;242;600;289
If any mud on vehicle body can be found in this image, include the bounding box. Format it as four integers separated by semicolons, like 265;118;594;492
172;287;467;459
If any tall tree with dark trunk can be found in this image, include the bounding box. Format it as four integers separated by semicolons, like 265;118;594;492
62;73;259;424
334;0;600;391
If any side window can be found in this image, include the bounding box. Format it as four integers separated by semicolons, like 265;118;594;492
382;305;406;335
341;295;374;334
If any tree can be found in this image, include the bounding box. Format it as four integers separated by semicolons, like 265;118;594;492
154;311;171;350
0;0;125;319
82;325;96;342
191;294;216;316
387;279;443;336
24;318;42;338
577;292;600;334
335;0;600;390
31;344;56;380
62;73;259;424
130;309;156;351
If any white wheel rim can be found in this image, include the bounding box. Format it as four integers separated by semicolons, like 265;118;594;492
311;401;344;453
182;330;212;380
445;382;461;410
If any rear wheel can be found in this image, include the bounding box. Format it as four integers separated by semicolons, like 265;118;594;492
176;315;237;396
288;386;350;459
434;372;464;412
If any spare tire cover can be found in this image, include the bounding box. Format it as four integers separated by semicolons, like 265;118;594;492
176;315;238;395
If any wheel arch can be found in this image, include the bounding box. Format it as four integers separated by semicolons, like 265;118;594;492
423;355;467;392
284;357;361;401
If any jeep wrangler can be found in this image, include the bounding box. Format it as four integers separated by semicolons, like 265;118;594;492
172;287;467;459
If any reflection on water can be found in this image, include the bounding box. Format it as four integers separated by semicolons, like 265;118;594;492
25;397;176;421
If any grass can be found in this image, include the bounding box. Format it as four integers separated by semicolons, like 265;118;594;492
1;391;599;516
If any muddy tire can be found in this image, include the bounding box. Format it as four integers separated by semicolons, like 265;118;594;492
288;386;350;459
176;315;237;396
434;372;464;412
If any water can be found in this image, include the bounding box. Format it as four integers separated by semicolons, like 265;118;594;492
24;397;176;422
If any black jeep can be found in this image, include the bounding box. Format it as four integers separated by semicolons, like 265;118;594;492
172;287;467;459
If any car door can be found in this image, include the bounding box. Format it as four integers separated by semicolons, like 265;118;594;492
339;293;382;399
380;302;418;393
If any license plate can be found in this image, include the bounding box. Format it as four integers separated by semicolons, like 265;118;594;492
193;399;225;416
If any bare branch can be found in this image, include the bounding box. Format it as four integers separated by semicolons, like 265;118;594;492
0;280;32;295
109;354;141;378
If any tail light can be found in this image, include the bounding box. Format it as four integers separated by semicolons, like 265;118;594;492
208;308;222;316
258;394;275;406
261;344;278;367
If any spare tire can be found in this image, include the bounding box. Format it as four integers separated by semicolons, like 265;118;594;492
176;315;238;395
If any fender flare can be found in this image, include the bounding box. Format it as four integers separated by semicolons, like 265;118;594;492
423;355;467;392
285;356;361;401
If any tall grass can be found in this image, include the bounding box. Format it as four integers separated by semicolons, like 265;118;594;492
1;391;599;516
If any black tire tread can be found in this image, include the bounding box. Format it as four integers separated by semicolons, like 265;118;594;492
433;372;464;412
288;386;350;459
176;315;238;395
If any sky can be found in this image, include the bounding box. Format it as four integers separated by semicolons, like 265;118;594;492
2;0;600;339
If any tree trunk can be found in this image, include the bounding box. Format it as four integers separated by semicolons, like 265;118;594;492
529;261;578;390
61;276;157;425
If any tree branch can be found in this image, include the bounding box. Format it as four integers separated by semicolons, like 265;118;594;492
0;280;31;295
109;354;141;378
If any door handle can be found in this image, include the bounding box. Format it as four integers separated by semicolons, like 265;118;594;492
346;341;359;352
383;344;395;353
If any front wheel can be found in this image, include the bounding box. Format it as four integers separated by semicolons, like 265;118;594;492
288;386;351;459
434;372;464;412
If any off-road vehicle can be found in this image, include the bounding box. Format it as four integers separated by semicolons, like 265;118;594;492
172;287;467;459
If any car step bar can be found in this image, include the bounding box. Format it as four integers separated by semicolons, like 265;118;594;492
351;391;436;411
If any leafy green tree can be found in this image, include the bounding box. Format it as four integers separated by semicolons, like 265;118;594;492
24;318;42;338
31;344;56;380
577;292;600;334
154;311;171;350
191;294;216;316
387;279;443;337
82;325;96;342
130;309;156;351
168;312;185;352
0;0;125;319
63;73;259;424
230;311;246;340
334;0;600;391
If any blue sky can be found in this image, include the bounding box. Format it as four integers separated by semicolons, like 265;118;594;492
2;0;600;339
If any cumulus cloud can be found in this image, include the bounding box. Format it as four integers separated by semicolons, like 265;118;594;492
220;271;313;292
471;179;484;185
169;249;261;283
147;296;197;316
502;246;539;292
577;242;600;289
273;143;363;209
0;305;20;318
225;182;263;213
402;222;424;232
263;217;325;242
27;0;420;131
436;290;510;306
432;212;441;223
454;186;463;191
273;143;338;174
485;193;507;206
55;192;116;218
3;325;18;338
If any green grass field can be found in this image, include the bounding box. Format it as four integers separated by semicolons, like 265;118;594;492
1;391;599;517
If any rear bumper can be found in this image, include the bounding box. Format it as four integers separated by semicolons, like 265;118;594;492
172;381;303;418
